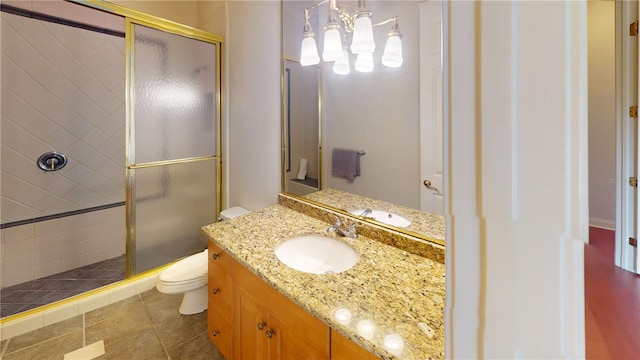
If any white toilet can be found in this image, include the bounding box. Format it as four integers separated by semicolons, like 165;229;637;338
156;206;250;315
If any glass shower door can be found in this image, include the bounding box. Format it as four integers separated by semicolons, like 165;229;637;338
127;22;221;274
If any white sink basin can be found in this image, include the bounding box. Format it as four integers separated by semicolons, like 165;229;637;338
349;209;412;228
275;235;358;274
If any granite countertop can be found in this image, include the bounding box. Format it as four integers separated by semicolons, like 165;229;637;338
201;205;445;360
303;188;446;242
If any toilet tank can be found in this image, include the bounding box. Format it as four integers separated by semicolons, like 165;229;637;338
219;206;250;220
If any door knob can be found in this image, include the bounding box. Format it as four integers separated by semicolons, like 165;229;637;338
423;180;441;194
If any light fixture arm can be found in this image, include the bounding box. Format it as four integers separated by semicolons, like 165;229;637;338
305;0;330;14
372;16;398;29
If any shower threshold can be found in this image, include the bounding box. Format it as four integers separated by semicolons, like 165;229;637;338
0;255;125;318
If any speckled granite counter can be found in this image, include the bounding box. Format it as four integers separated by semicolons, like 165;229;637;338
303;188;446;242
201;205;445;359
280;191;445;264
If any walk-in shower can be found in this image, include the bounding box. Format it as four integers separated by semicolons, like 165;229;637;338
0;0;222;320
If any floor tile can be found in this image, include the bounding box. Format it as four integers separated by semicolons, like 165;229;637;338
2;276;223;360
84;295;143;326
85;299;153;346
0;303;32;318
100;327;167;360
154;310;208;350
4;316;82;353
2;330;83;360
141;290;183;325
0;255;124;320
166;333;225;360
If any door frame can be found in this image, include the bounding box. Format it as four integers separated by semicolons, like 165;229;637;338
615;0;638;274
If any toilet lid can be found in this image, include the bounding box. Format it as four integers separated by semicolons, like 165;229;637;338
160;249;208;282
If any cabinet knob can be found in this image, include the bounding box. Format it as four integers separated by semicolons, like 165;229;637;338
212;330;220;337
211;288;220;295
211;253;220;260
265;329;275;339
257;321;266;330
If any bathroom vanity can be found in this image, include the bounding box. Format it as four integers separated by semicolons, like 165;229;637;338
201;194;445;359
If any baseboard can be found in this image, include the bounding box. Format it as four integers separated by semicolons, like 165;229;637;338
589;217;616;231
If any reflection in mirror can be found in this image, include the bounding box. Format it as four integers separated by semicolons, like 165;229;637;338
282;59;322;196
282;1;445;242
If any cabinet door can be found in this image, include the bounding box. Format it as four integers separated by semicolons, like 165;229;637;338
236;287;270;360
330;329;378;360
268;313;329;360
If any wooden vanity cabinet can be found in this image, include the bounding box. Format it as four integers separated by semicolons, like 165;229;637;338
233;260;330;360
208;242;375;360
207;242;235;359
330;329;379;360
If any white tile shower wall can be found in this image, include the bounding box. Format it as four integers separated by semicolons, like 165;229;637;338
0;206;125;288
1;5;125;224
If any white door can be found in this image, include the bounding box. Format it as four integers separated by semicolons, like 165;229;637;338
419;1;444;215
619;0;639;274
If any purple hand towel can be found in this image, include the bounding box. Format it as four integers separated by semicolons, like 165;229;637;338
332;148;360;180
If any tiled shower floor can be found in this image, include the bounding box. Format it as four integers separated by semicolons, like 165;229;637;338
0;256;125;318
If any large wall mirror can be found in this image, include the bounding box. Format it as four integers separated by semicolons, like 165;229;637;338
281;0;444;244
282;58;322;196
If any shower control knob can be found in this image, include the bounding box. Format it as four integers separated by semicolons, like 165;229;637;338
211;253;220;260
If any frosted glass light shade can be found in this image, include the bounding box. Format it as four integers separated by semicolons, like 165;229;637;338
322;27;343;62
355;52;374;73
382;34;403;67
333;49;351;75
350;14;375;54
300;36;320;66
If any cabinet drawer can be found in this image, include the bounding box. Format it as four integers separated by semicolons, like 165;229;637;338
208;264;233;322
208;301;233;359
208;242;233;273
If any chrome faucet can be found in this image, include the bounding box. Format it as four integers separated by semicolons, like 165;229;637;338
327;216;357;239
360;209;373;218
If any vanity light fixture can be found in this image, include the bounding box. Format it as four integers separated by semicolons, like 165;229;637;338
299;0;403;74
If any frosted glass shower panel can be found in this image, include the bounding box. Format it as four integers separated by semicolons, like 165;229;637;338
133;24;217;164
132;160;217;273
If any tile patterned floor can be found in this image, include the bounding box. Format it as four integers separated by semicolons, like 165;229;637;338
0;289;224;360
0;256;125;318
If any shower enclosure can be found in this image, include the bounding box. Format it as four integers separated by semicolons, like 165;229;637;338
0;1;222;319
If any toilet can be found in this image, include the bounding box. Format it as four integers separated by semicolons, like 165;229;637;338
156;206;250;315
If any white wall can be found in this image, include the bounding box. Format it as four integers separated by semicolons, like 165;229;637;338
225;1;281;211
588;1;616;229
445;1;587;358
321;1;421;209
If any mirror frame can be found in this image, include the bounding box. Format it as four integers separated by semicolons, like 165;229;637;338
279;0;444;247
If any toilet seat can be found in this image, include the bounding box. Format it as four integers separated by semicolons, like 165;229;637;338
159;249;208;283
158;275;207;287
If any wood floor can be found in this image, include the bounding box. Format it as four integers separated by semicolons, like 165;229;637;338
585;227;640;359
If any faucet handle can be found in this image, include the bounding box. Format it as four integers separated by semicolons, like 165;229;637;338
327;216;340;233
346;223;357;239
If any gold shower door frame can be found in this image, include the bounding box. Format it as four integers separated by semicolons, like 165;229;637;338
77;1;224;277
